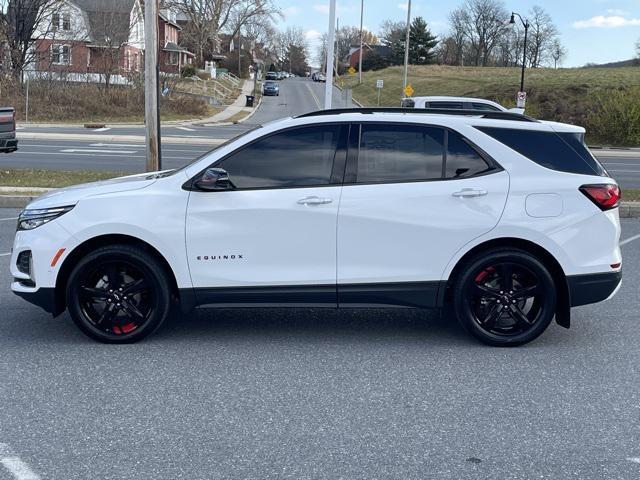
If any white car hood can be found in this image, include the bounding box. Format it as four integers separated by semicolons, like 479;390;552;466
26;172;159;209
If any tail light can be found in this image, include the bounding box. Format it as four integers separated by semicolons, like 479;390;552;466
579;184;621;211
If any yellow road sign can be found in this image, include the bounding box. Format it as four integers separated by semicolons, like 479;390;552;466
404;84;414;97
348;66;356;76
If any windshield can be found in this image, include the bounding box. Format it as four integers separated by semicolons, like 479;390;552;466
149;125;263;179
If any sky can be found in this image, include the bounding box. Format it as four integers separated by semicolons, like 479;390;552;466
275;0;640;67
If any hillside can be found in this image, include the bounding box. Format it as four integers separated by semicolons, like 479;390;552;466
343;65;640;146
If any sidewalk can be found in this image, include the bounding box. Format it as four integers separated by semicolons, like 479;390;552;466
193;80;256;125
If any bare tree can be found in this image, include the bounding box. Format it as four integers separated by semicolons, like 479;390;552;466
526;5;559;68
447;9;467;66
550;38;566;68
452;0;509;66
636;38;640;59
1;0;57;80
170;0;279;67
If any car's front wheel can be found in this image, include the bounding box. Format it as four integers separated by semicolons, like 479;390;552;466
453;248;557;347
66;244;172;343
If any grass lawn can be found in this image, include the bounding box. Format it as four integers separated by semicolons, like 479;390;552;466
624;189;640;202
342;65;640;146
0;169;126;188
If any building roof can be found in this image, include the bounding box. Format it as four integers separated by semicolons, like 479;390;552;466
70;0;137;46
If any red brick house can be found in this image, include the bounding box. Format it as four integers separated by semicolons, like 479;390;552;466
29;0;193;84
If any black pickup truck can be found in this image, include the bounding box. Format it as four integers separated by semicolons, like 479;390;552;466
0;107;18;153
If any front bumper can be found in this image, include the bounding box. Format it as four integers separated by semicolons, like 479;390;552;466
0;138;18;152
568;271;622;307
11;283;59;314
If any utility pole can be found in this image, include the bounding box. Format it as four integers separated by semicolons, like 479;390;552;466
334;17;339;83
324;0;337;109
144;0;161;172
402;0;412;92
358;0;364;84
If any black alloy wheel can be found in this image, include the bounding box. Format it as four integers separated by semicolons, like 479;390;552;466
66;245;172;343
454;249;557;347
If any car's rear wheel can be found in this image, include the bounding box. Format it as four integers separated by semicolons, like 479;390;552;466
453;249;556;347
66;245;172;343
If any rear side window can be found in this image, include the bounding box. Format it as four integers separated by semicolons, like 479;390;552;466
357;124;444;183
471;103;501;112
477;127;607;176
427;101;464;109
446;131;491;178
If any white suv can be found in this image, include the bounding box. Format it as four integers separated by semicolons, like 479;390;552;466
10;109;622;346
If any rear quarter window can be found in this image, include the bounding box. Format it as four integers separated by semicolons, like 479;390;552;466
477;127;607;176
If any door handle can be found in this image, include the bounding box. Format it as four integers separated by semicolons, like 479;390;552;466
452;189;488;198
297;196;333;206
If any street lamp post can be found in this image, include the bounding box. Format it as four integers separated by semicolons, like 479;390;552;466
510;12;530;93
402;0;412;92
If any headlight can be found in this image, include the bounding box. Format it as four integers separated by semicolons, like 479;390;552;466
17;206;75;231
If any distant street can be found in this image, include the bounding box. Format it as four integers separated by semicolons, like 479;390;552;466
4;77;640;188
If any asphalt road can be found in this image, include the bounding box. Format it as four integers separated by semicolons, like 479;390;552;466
6;78;639;188
0;210;639;479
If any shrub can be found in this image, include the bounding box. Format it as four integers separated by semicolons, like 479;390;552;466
586;88;640;146
181;65;197;78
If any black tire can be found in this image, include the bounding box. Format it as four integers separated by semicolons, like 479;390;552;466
453;248;556;347
66;244;172;343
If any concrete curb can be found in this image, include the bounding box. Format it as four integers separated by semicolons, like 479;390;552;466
1;192;638;217
17;132;224;146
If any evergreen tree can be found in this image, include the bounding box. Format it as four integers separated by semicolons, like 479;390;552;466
409;17;439;65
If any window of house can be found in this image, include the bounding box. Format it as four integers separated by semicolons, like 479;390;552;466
168;51;179;65
52;44;71;65
52;12;71;32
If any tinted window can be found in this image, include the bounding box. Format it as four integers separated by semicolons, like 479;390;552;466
357;125;444;183
557;132;608;176
472;103;501;112
427;101;464;109
446;132;491;178
478;127;606;176
218;126;341;189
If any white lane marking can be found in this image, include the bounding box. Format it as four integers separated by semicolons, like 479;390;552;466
91;127;111;132
21;143;207;153
305;83;322;109
176;126;196;132
0;444;41;480
0;217;18;222
12;151;187;160
620;234;640;247
61;149;136;154
627;457;640;464
90;143;145;148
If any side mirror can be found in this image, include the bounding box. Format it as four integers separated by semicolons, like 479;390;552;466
194;168;230;191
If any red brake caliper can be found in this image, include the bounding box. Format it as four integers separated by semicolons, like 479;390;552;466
475;266;496;284
121;323;137;334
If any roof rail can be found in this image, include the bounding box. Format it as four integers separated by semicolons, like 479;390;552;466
296;107;538;123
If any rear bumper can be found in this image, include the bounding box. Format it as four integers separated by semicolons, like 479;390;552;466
568;271;622;307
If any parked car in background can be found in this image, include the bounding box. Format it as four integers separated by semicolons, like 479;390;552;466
11;108;621;346
0;107;18;153
265;71;278;81
401;96;524;115
317;73;326;83
262;80;280;96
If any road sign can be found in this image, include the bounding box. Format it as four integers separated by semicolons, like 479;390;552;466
517;91;527;108
348;66;356;76
376;79;384;89
404;84;414;97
